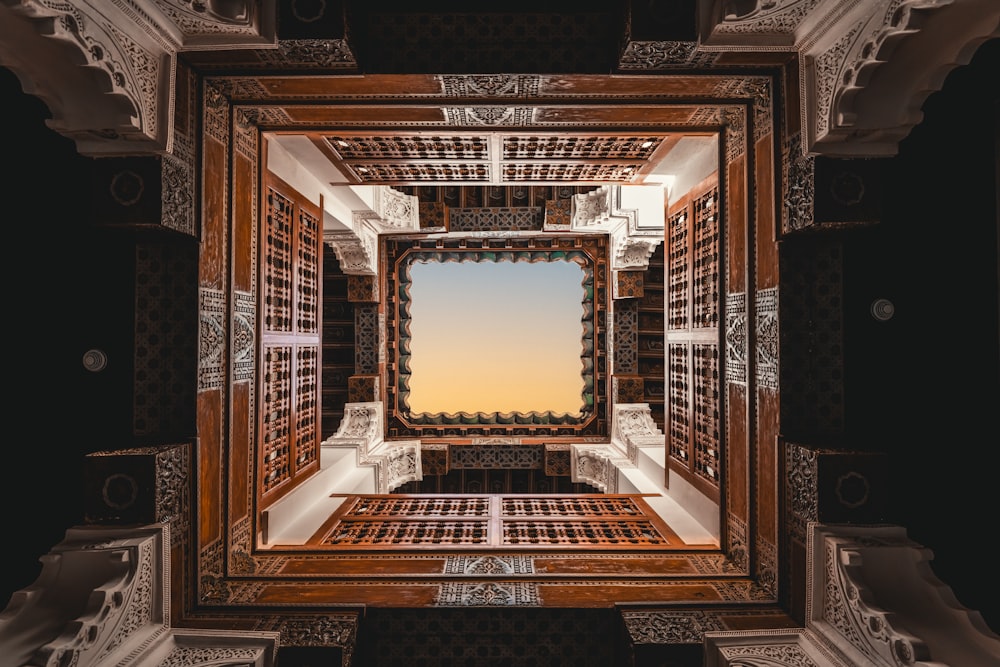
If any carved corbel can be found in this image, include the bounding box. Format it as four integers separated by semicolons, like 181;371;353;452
0;524;279;667
324;402;383;448
378;440;423;492
369;186;421;233
611;403;664;466
323;226;377;275
611;232;662;271
571;443;634;493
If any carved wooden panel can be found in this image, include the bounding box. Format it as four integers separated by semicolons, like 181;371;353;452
312;495;675;549
318;133;676;185
665;174;721;501
259;174;323;507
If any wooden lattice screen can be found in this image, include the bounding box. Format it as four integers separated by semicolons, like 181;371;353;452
308;495;685;549
665;173;721;501
258;173;323;507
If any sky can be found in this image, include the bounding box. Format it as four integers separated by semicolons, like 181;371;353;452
406;259;586;415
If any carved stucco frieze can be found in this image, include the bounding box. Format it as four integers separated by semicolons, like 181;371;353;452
381;441;423;492
572;187;613;228
711;0;824;37
443;555;535;575
325;404;422;493
726;513;750;573
202;81;231;144
265;39;357;68
612;234;662;272
724;644;818;666
726;292;747;385
254;613;358;661
161;153;195;235
206;77;270;102
233;291;256;383
785;443;820;545
355;187;421;233
721;105;748;165
755;286;779;390
0;525;277;667
443;107;534;126
810;22;863;142
571;444;634;493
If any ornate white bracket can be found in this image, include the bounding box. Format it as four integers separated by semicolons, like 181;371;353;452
323;186;420;275
571;402;663;491
0;524;278;667
704;522;1000;665
700;0;1000;156
362;186;421;233
572;185;665;270
611;403;665;466
802;0;1000;156
323;402;422;492
0;0;277;156
323;225;378;275
570;442;634;493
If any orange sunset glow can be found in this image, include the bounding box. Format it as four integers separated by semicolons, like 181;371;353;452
406;260;586;415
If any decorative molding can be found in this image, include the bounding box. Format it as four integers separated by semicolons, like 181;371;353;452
198;287;226;391
783;133;816;233
1;0;170;153
725;291;748;385
254;613;358;665
623;609;728;644
755;286;779;390
436;582;540;607
440;74;541;97
808;524;1000;666
443;555;535;575
618;40;700;69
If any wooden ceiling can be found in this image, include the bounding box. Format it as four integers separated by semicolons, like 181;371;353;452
302;131;686;185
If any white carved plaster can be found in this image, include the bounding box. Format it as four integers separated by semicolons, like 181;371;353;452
705;523;1000;665
611;403;665;466
323;226;377;275
570;443;634;493
0;524;279;667
572;185;665;271
704;627;844;666
369;186;421;232
323;404;423;493
802;0;1000;156
0;0;173;154
806;523;1000;667
325;402;383;448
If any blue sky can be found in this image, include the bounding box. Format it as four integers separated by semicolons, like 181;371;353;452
407;260;585;415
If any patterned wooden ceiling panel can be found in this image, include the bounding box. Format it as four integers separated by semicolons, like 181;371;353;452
314;132;679;185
